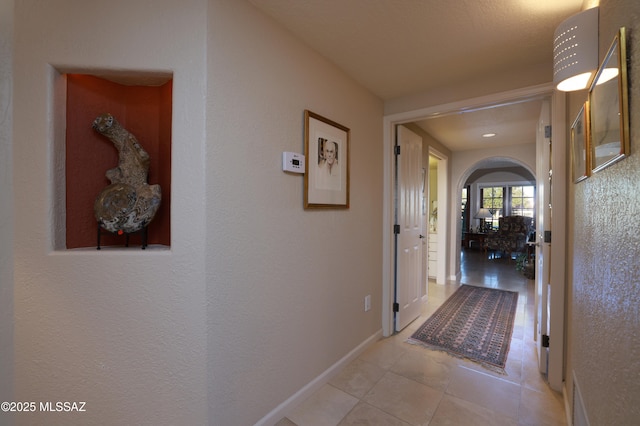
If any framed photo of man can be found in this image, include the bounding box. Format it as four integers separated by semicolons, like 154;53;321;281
304;110;350;209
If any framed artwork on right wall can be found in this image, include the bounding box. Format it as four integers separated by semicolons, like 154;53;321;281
589;27;629;173
571;102;590;183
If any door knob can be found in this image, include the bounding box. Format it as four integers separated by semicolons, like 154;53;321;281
419;235;425;239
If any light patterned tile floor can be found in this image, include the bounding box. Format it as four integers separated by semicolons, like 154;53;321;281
276;250;567;426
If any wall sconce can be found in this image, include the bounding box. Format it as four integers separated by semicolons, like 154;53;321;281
474;208;493;232
553;7;599;92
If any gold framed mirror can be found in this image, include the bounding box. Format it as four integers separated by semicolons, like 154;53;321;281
588;27;629;173
571;103;590;183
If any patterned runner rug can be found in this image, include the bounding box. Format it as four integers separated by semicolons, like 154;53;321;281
407;284;518;374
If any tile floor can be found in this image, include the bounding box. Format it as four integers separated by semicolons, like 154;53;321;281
275;250;568;425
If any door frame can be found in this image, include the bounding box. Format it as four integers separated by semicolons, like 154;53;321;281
547;90;567;391
427;148;448;285
382;83;561;336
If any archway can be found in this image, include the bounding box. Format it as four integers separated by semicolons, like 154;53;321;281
454;156;536;275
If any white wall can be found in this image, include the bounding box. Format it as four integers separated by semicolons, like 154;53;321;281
12;1;208;424
10;1;383;425
205;2;384;424
0;0;14;420
452;146;536;187
469;170;535;185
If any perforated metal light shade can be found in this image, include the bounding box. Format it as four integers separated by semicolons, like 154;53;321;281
553;7;599;92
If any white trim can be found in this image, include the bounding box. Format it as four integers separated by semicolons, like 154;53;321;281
429;148;448;285
570;370;591;426
382;118;395;337
534;98;552;376
385;83;554;124
548;90;567;391
255;329;383;426
563;382;573;426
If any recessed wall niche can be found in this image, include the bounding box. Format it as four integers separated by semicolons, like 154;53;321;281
65;73;172;249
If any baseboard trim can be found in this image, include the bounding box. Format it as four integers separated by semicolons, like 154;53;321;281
255;329;383;426
563;382;572;426
571;370;591;426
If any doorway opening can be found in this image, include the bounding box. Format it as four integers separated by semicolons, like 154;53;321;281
382;83;555;338
456;157;536;270
383;84;566;392
392;126;449;333
427;150;448;287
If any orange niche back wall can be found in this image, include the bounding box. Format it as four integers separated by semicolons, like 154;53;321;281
66;74;172;249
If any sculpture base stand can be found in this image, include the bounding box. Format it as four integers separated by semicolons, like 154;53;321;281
96;224;148;250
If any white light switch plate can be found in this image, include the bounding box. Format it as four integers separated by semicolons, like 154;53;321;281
364;295;371;312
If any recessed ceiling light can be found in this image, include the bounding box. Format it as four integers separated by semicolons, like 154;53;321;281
482;133;496;138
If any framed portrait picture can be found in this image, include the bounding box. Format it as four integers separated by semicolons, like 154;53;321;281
304;110;350;209
570;103;589;183
589;27;629;173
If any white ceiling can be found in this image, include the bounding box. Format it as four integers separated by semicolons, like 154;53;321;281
249;0;585;152
413;99;545;152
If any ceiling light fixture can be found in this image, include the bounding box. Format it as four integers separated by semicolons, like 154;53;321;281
482;133;496;138
553;7;599;92
595;67;618;86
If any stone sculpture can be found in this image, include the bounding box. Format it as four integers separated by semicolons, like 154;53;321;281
92;113;162;236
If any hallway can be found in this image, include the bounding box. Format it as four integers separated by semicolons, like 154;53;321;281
276;250;567;425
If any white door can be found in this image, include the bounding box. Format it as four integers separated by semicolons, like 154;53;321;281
395;125;423;332
548;93;567;391
535;95;566;391
535;99;552;375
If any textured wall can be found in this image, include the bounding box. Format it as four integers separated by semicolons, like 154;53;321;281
569;0;640;424
12;1;208;424
206;1;384;424
0;1;14;421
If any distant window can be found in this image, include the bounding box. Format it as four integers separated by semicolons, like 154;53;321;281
481;186;503;230
461;187;469;231
478;185;535;231
510;186;535;218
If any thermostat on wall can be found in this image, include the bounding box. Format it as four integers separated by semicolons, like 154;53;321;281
282;152;305;173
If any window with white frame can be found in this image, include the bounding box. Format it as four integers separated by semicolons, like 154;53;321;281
510;185;535;218
480;184;535;230
481;186;503;230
